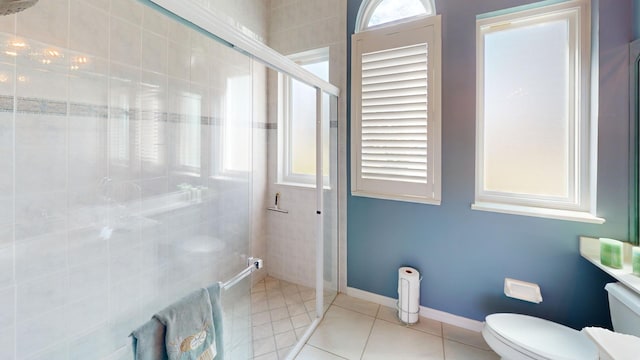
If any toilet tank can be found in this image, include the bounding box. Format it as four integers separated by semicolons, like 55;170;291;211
605;282;640;336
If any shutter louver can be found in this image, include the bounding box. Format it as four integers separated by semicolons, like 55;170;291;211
360;43;429;184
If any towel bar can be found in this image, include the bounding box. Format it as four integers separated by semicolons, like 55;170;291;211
219;257;263;290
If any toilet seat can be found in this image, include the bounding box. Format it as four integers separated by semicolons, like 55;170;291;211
483;313;598;360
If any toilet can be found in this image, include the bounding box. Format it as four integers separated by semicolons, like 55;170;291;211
482;282;640;360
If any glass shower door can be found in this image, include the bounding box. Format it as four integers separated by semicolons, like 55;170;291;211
321;93;339;311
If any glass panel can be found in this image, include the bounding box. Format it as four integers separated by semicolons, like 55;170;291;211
0;8;255;359
290;59;329;177
177;92;202;169
290;78;317;175
368;0;429;28
223;73;252;173
221;275;253;359
483;19;571;197
323;93;339;306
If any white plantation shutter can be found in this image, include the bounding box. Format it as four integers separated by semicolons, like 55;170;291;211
352;16;441;204
361;43;428;184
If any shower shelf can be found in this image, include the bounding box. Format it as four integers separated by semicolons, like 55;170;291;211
267;207;288;214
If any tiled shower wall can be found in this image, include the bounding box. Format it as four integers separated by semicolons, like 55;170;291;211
265;0;347;289
0;0;268;359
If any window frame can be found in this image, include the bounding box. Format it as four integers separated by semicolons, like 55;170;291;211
351;14;442;205
473;0;604;224
355;0;436;32
277;47;330;188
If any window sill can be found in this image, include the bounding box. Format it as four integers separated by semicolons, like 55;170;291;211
471;202;605;224
351;190;441;206
276;181;331;191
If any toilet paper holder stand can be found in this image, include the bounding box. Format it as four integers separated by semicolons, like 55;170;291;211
397;275;422;325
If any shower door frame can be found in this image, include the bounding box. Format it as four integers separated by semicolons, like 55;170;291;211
144;0;342;356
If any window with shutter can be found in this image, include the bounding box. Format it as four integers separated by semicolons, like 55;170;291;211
351;15;441;204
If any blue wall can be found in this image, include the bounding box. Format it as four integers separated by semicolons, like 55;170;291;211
347;0;633;329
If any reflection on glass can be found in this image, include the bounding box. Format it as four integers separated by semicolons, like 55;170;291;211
223;75;251;173
287;56;330;179
110;94;130;165
140;84;162;165
290;78;316;175
178;92;202;170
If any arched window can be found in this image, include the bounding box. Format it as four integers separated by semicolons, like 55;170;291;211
351;0;442;205
355;0;436;32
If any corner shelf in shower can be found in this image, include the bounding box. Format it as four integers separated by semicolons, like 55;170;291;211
267;207;288;214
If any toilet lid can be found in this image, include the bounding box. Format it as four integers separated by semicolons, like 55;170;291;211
485;314;598;360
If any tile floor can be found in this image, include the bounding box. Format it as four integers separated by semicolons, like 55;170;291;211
251;276;322;359
294;294;500;360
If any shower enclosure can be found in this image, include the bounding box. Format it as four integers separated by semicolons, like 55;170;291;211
0;0;339;359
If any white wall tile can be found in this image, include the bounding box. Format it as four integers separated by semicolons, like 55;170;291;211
69;55;109;104
81;0;108;11
0;285;15;329
26;343;69;360
14;191;67;241
109;16;141;67
16;307;67;359
65;295;108;337
167;16;191;44
0;13;15;34
14;234;67;283
0;244;13;287
15;115;67;194
0;324;14;360
68;324;124;360
16;273;68;322
16;0;69;49
110;0;143;25
70;0;109;58
168;40;190;81
142;5;168;36
67;259;108;300
16;46;69;102
142;30;168;75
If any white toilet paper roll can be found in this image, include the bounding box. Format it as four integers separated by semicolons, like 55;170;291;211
398;267;420;324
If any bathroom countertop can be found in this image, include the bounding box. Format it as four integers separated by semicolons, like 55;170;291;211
580;237;640;295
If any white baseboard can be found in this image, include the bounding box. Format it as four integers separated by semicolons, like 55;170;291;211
345;286;484;332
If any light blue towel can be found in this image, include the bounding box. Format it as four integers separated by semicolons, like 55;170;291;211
130;317;169;360
154;288;217;360
206;283;224;360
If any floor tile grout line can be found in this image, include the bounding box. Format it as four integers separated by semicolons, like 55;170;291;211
252;277;321;360
331;302;378;318
444;337;493;353
306;343;350;359
358;306;379;360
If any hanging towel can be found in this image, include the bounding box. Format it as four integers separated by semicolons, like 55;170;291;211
154;288;217;360
131;317;169;360
206;283;224;360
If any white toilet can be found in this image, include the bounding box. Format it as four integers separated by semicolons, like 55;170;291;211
482;282;640;360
